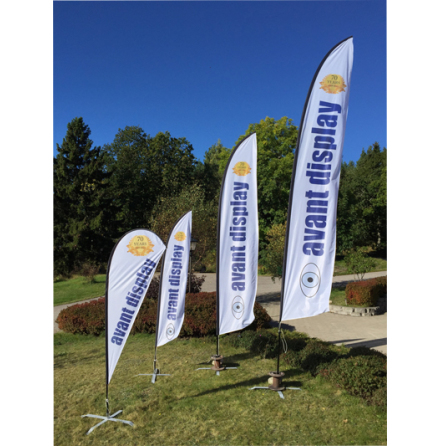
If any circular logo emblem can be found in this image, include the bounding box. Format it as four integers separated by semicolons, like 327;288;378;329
174;231;186;242
319;74;346;94
299;263;321;298
232;161;252;176
166;323;175;340
231;295;245;319
127;235;154;256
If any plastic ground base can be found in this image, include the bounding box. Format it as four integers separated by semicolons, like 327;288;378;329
81;410;134;435
136;368;170;383
249;371;302;399
196;354;237;376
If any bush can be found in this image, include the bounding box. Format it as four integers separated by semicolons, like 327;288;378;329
81;261;100;283
370;385;387;408
345;278;385;306
318;354;387;402
225;329;311;361
344;247;377;280
297;340;341;376
56;298;106;335
56;292;272;337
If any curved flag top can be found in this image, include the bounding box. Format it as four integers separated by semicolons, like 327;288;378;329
281;37;354;322
106;229;166;384
156;211;192;347
217;132;258;335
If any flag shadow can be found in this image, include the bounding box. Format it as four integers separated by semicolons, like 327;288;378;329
189;369;303;399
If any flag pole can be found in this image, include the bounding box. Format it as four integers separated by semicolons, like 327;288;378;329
135;251;169;383
81;235;134;434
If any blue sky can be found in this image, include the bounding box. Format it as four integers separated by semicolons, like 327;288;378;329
54;0;386;163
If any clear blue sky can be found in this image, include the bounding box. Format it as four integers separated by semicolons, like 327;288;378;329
54;0;386;163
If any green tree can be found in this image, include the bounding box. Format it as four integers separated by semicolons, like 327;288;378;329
195;139;231;202
260;221;286;281
54;117;114;276
337;143;387;253
104;127;198;234
235;117;298;246
148;184;217;270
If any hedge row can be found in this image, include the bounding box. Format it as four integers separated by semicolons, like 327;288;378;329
56;292;272;336
224;330;387;407
345;276;387;306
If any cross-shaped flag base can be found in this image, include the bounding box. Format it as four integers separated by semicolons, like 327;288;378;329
81;410;134;435
249;371;301;399
196;354;237;376
136;368;170;383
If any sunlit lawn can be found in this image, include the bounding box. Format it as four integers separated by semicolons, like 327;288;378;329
54;332;386;445
54;275;106;306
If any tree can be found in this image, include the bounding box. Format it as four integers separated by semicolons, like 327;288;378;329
194;139;231;202
260;221;286;281
104;127;198;234
54;117;114;275
336;143;387;253
235;117;298;247
148;184;217;271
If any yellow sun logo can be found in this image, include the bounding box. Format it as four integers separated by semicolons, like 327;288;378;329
319;74;346;94
127;235;154;256
232;161;251;176
174;232;186;242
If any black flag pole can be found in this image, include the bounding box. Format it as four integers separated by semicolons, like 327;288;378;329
135;243;170;383
81;233;135;435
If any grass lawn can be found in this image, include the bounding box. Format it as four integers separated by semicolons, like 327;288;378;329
54;275;106;306
54;332;386;445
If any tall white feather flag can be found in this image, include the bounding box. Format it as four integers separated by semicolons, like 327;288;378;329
156;211;192;347
217;132;258;335
106;229;165;384
281;37;354;322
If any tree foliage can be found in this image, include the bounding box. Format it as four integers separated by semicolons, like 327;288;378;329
104;127;197;234
260;222;286;281
235;117;298;246
54;117;114;275
337;143;387;253
148;184;217;270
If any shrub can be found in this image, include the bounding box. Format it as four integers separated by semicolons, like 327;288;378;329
297;340;341;376
56;292;272;337
318;354;387;402
81;261;100;283
226;329;309;361
375;276;387;295
345;278;385;306
344;247;377;280
56;298;105;335
370;385;387;408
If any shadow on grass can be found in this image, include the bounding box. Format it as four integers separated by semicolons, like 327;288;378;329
189;369;303;399
331;337;387;350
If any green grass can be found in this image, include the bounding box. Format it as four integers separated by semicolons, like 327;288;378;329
54;332;386;445
54;275;106;306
